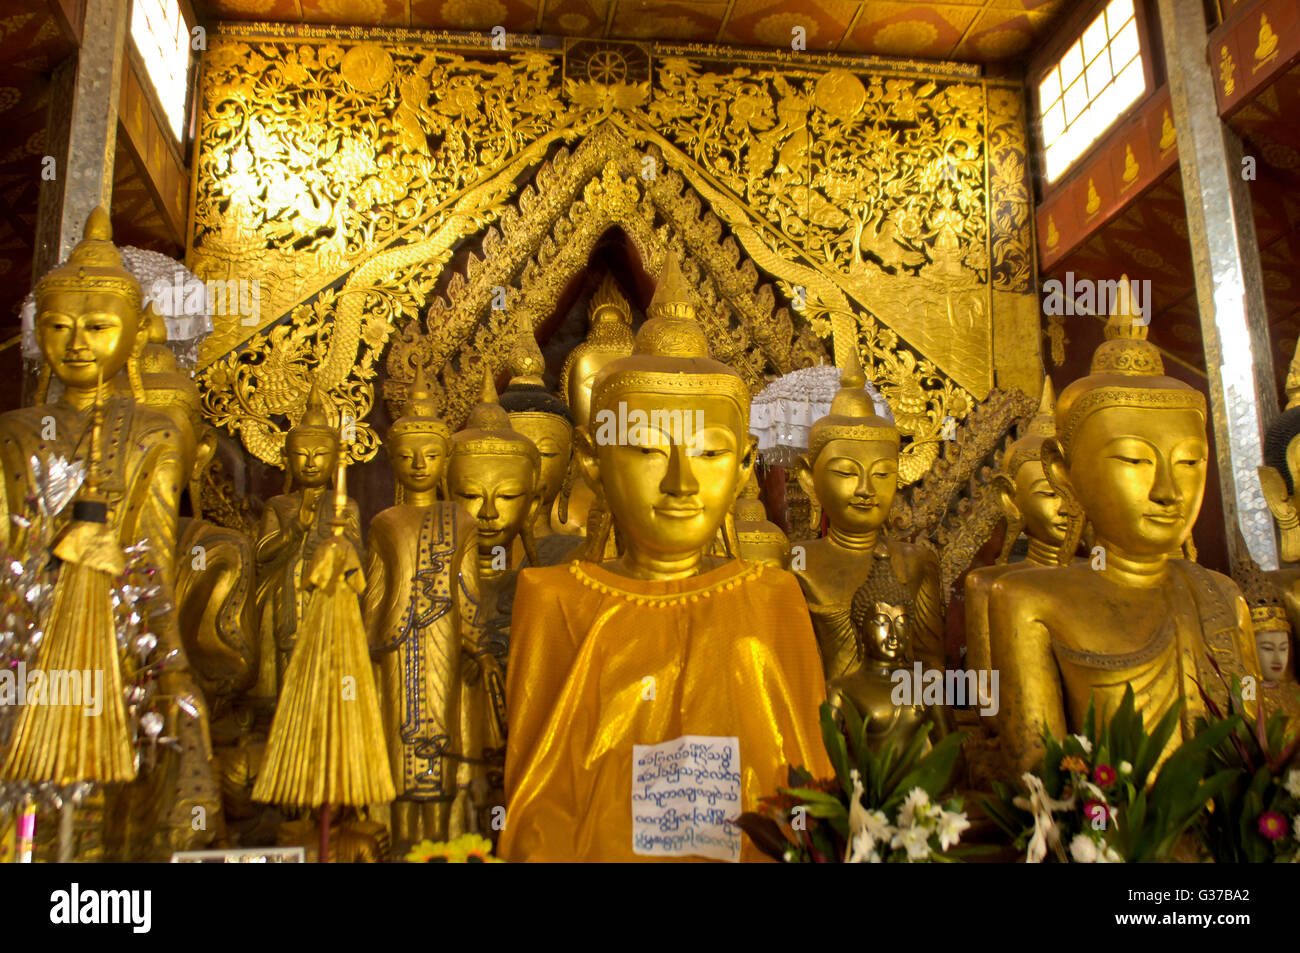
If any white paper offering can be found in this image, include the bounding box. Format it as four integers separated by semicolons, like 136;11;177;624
631;735;743;862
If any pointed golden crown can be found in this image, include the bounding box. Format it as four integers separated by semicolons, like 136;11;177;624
389;364;450;440
807;345;898;463
450;367;540;463
35;207;142;310
1002;376;1056;475
1056;275;1204;452
288;381;338;440
139;304;203;428
1233;543;1289;631
501;334;573;424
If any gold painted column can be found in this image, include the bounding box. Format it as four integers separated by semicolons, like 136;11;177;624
1157;0;1278;570
32;0;129;277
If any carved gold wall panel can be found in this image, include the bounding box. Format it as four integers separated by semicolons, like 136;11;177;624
188;27;1040;467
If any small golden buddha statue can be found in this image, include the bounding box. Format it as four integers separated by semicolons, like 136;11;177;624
553;274;636;538
828;557;950;754
500;251;831;863
792;347;944;679
734;472;790;568
363;367;481;847
499;336;583;566
1232;549;1300;733
1259;339;1300;630
0;207;220;859
253;383;363;700
964;377;1070;679
987;286;1259;774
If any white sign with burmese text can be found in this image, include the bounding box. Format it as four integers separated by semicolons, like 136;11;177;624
631;735;742;862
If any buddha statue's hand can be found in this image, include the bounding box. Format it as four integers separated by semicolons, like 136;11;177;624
1260;465;1300;563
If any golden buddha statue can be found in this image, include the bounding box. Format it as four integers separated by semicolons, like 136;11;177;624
253;383;363;700
139;310;258;716
0;207;220;858
1259;339;1300;631
734;472;790;568
499;251;830;863
553;273;636;538
987;289;1260;774
499;336;583;566
964;377;1070;680
828;557;950;754
363;367;481;847
792;348;944;679
1232;548;1300;733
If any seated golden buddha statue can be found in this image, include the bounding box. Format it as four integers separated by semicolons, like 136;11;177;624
553;274;636;541
1231;548;1300;734
253;383;363;700
139;311;258;718
363;367;481;847
987;296;1259;774
499;251;831;863
791;349;944;679
828;557;951;754
499;336;583;566
1259;340;1300;631
0;207;220;858
734;472;791;568
964;377;1070;681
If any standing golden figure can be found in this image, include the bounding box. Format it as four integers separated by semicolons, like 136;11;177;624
792;347;944;679
254;383;363;700
363;367;480;846
987;288;1260;773
500;252;830;862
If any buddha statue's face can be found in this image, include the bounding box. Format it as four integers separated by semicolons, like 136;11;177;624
1256;627;1291;683
1013;459;1069;545
861;602;908;663
447;452;537;555
508;413;572;509
810;439;898;535
36;290;140;391
567;344;627;428
583;392;753;563
1066;407;1207;556
285;432;339;489
387;432;449;496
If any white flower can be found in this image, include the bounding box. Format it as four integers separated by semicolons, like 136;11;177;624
1069;834;1099;863
848;770;868;838
1013;772;1076;863
1073;734;1093;755
898;787;932;828
863;809;891;843
1119;761;1133;775
891;824;933;861
1099;844;1124;863
936;810;970;850
1286;769;1300;800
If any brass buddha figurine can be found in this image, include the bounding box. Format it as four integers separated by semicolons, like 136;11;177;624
792;347;944;679
734;472;791;568
253;383;363;700
499;336;583;566
0;207;220;859
553;273;636;539
1232;549;1300;733
363;367;481;847
828;556;950;754
139;310;259;717
987;291;1260;774
964;377;1070;680
499;251;831;863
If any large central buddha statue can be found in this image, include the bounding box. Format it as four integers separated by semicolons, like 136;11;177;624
499;251;830;863
792;349;944;678
987;290;1260;773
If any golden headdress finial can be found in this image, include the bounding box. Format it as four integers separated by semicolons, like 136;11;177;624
389;364;450;441
35;206;142;310
501;335;573;424
1002;376;1057;475
647;250;695;321
138;306;203;429
1056;275;1204;453
807;344;898;463
289;380;337;440
636;250;709;359
589;273;634;329
451;367;540;463
1233;537;1289;631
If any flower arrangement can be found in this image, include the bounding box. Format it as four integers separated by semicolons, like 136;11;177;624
738;700;970;863
1193;661;1300;862
983;686;1238;862
404;833;503;863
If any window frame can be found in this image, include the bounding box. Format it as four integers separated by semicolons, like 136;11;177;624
127;0;199;153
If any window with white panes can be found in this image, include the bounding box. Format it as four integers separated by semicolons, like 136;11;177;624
1038;0;1146;183
130;0;193;142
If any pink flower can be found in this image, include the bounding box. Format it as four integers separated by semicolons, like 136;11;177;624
1259;810;1287;842
1093;764;1117;786
1083;799;1112;825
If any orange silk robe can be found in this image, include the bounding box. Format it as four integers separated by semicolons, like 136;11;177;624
500;559;831;862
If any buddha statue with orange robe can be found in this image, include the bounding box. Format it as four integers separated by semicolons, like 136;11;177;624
499;252;830;862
